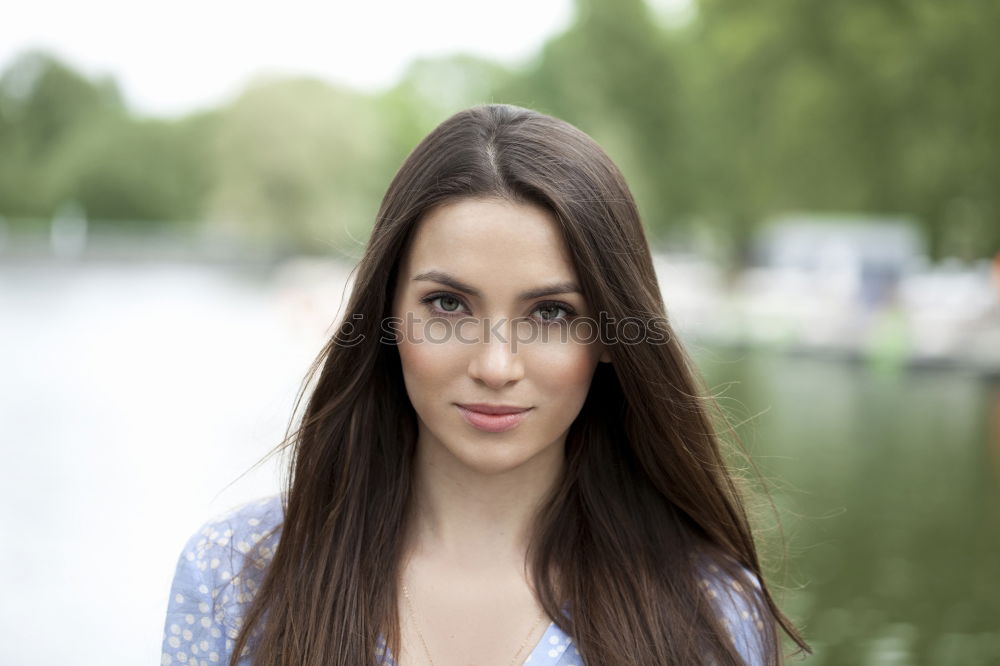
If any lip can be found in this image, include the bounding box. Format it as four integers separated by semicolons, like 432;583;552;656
457;403;532;415
456;404;532;433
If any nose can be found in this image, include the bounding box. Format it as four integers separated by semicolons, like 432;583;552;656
467;318;525;388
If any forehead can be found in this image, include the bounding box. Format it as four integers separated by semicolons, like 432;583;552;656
400;197;576;281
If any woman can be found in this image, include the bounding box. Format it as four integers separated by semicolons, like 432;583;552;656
161;103;810;665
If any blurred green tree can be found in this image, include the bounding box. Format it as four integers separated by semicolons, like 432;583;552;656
206;76;395;256
689;0;1000;259
2;0;999;259
0;51;213;225
0;51;124;220
500;0;695;243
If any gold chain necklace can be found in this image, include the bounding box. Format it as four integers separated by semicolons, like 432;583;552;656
400;581;547;666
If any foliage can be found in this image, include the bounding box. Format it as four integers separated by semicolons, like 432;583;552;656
1;0;998;259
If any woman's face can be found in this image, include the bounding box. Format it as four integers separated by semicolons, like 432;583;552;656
391;197;611;476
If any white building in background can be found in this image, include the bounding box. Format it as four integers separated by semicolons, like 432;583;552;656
750;213;926;311
730;212;1000;373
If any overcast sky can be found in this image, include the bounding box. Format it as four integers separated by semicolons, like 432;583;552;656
1;0;692;117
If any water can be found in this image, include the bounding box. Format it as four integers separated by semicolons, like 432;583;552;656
1;259;995;665
0;259;338;664
695;348;1000;665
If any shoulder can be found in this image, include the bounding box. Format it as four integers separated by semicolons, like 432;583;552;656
183;493;285;567
697;557;771;666
161;494;284;666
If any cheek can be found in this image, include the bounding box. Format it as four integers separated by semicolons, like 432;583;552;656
532;343;599;399
396;332;463;401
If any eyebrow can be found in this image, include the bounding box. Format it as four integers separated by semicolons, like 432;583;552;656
412;270;582;301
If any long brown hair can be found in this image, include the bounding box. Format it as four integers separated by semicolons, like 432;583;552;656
228;103;811;665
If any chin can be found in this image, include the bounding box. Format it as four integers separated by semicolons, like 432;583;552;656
449;441;532;475
457;433;565;475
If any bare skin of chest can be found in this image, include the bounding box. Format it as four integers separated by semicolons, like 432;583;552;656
396;558;552;666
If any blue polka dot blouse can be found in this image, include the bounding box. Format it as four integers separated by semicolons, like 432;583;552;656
161;494;767;665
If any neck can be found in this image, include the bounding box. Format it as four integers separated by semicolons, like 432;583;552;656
403;434;565;571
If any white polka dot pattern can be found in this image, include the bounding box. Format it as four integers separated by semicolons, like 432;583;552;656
160;495;283;666
700;561;769;666
161;495;768;665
